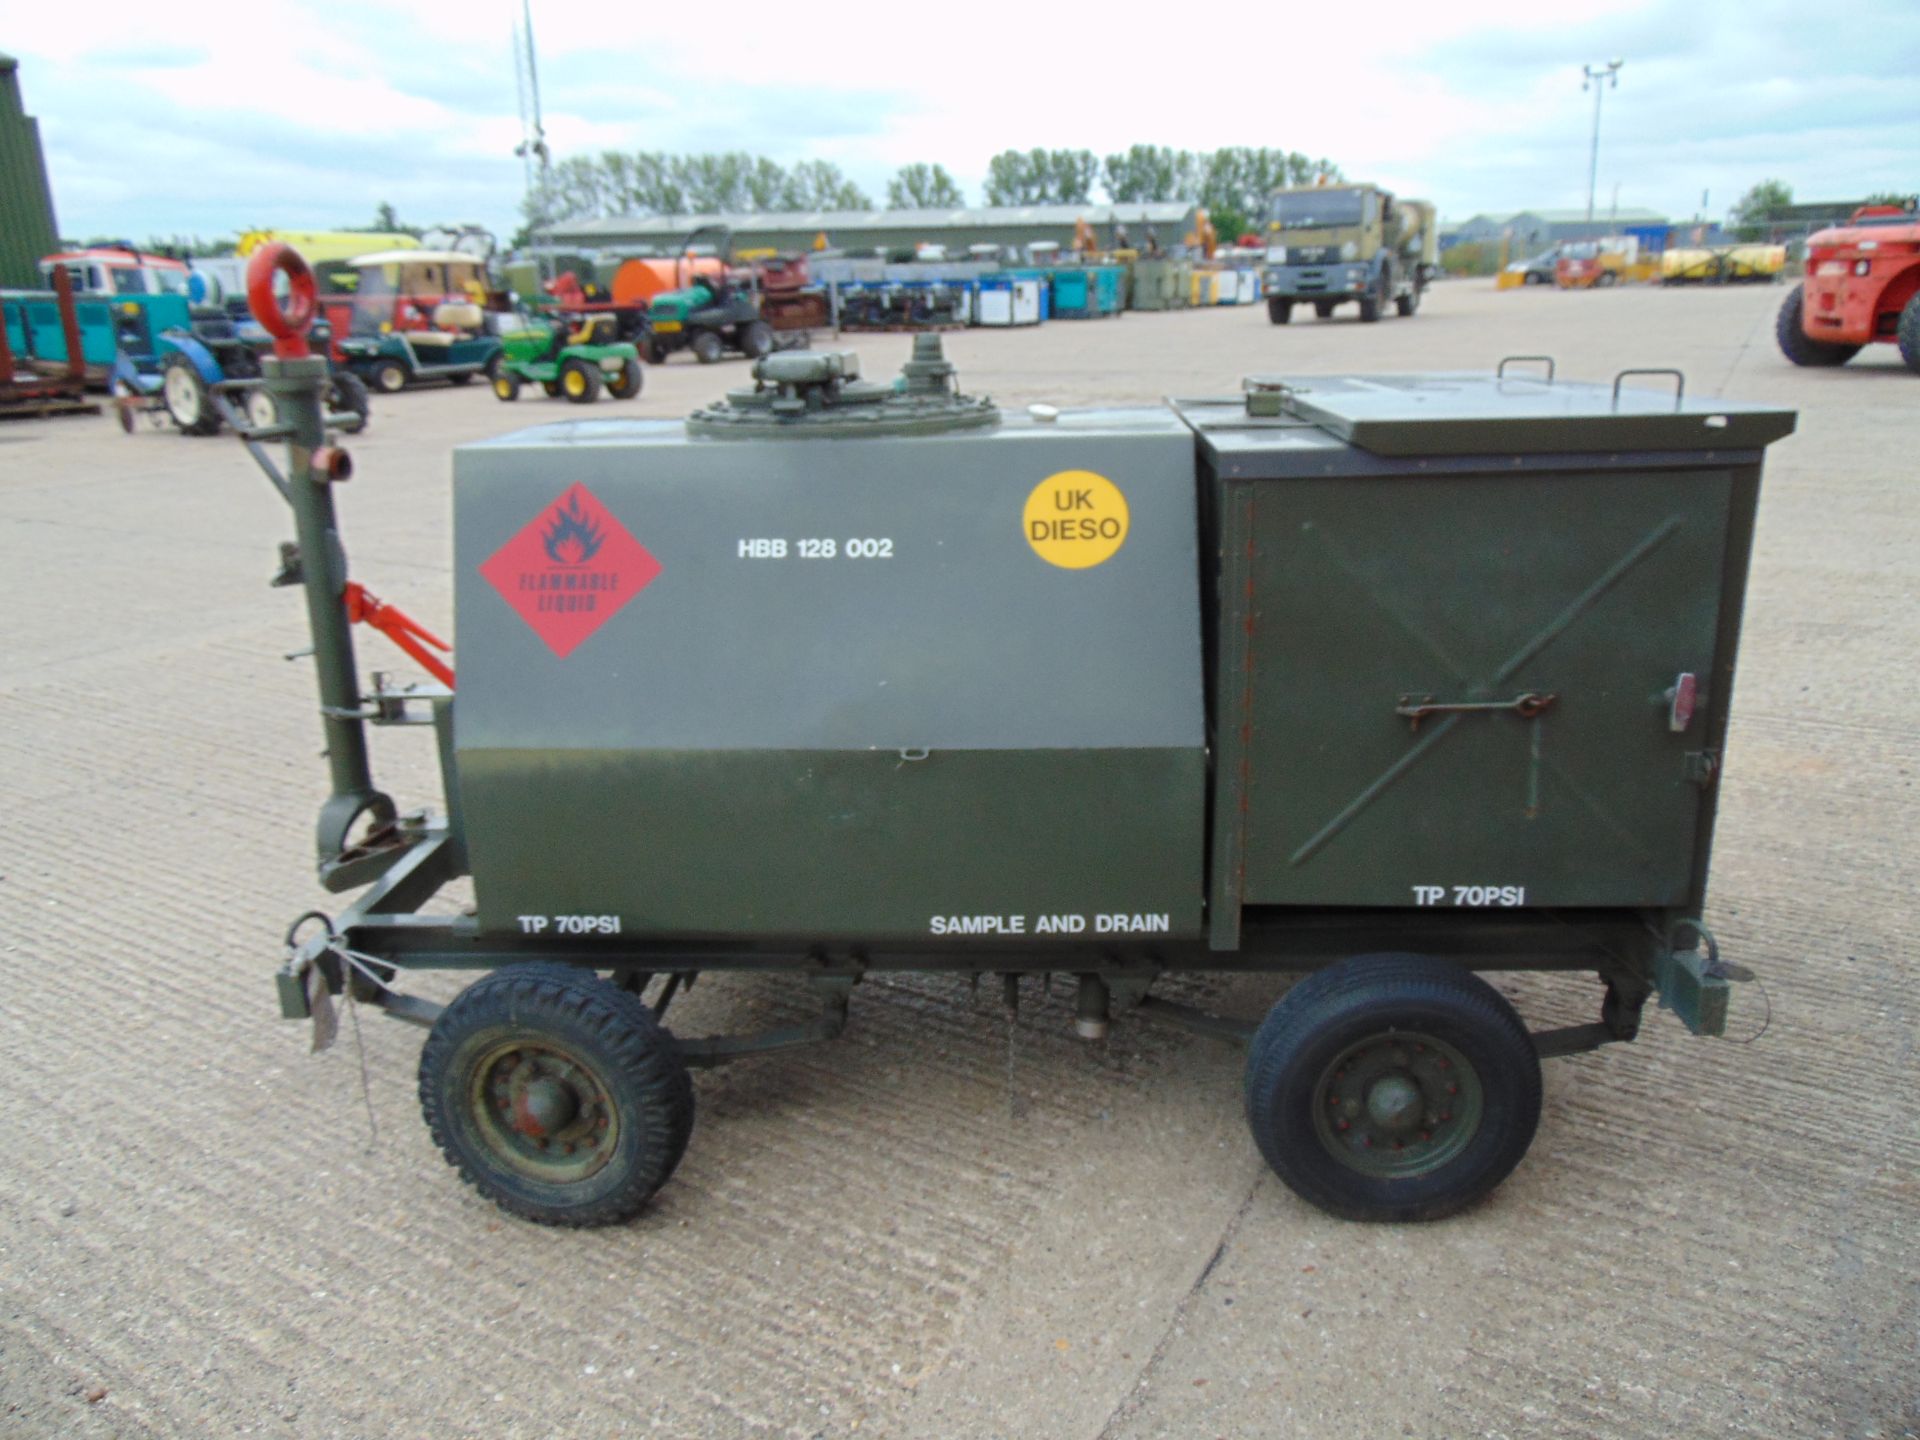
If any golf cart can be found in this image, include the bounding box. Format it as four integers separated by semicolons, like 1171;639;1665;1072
331;251;504;393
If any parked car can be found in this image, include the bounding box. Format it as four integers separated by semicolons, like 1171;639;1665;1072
1505;248;1560;286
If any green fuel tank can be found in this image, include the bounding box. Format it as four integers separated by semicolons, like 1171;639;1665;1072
452;340;1208;942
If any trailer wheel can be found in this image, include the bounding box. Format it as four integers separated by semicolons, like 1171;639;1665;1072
1775;284;1859;367
1267;298;1292;325
606;358;644;399
161;353;221;435
419;964;695;1227
1244;954;1541;1222
559;357;602;403
372;358;410;394
691;330;724;364
1897;294;1920;374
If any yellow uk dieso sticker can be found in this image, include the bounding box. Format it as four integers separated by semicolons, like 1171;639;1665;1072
1023;470;1130;569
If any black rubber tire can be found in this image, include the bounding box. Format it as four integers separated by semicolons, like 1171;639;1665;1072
492;372;521;401
542;380;562;398
1359;276;1385;323
559;357;602;403
327;371;371;427
372;358;409;394
419;964;695;1227
1267;298;1292;325
691;330;724;364
1313;300;1335;319
1898;293;1920;374
161;352;221;435
1244;954;1541;1222
1395;286;1419;317
1775;284;1860;367
740;320;774;359
646;340;669;366
448;369;475;386
606;358;644;399
1522;272;1545;286
1595;271;1617;288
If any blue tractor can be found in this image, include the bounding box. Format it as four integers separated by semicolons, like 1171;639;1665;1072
108;294;370;436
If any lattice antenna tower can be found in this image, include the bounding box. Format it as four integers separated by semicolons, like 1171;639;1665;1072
512;0;551;259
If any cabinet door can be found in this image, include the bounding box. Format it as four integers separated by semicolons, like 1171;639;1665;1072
1234;469;1732;908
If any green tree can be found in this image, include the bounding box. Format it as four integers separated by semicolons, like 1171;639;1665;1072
786;159;872;210
1197;148;1338;241
887;163;965;209
1729;179;1792;241
983;149;1098;205
1101;146;1202;203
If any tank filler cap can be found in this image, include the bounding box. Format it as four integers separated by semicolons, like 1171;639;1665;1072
687;334;999;439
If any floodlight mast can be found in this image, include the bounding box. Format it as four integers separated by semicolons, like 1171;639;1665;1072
1582;59;1624;233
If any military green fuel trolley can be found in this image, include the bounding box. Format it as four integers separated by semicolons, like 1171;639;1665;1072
241;245;1796;1227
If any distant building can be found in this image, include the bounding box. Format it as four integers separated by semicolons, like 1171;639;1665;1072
1445;208;1672;255
540;203;1201;259
0;53;60;290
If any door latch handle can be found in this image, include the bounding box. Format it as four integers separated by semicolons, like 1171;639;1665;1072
1395;691;1557;733
1666;672;1698;732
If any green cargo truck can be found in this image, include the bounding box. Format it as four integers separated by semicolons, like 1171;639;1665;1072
1264;183;1438;323
244;247;1792;1231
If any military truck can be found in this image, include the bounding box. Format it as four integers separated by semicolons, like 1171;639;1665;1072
1263;183;1438;324
241;243;1793;1233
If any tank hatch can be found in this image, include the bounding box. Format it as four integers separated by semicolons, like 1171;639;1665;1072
687;335;999;438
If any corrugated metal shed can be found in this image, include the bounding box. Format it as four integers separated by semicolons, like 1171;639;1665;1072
542;202;1197;256
0;53;60;291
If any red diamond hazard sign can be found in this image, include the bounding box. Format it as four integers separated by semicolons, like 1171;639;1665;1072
478;483;661;659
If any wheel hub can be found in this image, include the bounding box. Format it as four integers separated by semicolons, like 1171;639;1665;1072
512;1075;578;1137
470;1042;618;1181
1313;1032;1484;1179
1364;1073;1424;1132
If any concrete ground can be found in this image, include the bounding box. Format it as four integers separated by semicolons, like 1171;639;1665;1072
0;280;1914;1439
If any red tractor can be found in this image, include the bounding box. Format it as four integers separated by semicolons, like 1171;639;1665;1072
1776;204;1920;370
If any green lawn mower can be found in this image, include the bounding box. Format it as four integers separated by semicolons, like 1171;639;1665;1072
491;316;643;404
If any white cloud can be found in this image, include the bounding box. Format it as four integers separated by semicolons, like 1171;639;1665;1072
10;0;1916;244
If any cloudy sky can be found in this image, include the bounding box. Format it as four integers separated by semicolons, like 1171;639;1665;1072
10;0;1916;245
